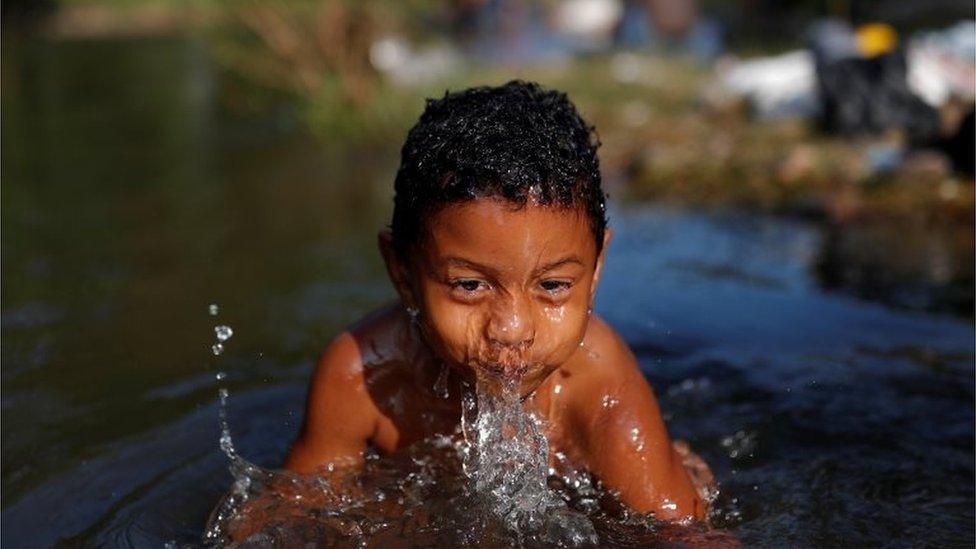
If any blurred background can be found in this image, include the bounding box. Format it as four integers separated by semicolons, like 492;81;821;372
2;0;974;547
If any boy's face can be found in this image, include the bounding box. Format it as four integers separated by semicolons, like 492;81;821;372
386;198;608;396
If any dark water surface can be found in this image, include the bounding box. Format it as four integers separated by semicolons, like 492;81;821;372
2;36;973;547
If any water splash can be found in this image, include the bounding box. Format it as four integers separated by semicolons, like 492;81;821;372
202;358;718;546
459;374;598;546
209;319;232;356
433;363;451;399
214;325;233;342
459;378;548;521
217;388;236;459
204;374;288;547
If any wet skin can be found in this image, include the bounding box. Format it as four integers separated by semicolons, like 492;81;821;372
285;199;710;520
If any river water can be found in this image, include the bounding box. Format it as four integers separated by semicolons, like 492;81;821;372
2;35;973;547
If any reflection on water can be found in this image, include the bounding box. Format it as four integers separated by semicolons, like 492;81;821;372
1;35;973;547
1;36;396;538
816;220;974;317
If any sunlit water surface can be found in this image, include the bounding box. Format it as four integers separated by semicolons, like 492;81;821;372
2;35;974;547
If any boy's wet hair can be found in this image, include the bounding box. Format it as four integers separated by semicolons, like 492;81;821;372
391;80;607;257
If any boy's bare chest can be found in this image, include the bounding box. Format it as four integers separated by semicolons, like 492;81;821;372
370;386;460;452
368;380;579;469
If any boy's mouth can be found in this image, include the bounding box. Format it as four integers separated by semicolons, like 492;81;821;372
471;345;533;380
480;360;529;380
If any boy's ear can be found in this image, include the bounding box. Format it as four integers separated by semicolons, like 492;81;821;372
378;229;419;309
589;228;613;302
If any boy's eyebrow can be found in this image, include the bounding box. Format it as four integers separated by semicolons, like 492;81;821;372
440;255;582;276
443;256;501;276
534;256;584;275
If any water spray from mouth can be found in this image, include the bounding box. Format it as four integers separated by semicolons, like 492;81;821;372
459;365;598;546
480;361;530;380
476;342;534;381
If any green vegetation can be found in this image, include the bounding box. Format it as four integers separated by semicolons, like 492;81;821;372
281;53;972;228
201;1;972;226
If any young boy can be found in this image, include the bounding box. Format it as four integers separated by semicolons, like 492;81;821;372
285;81;712;521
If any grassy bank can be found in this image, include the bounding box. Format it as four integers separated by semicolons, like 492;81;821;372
281;54;974;230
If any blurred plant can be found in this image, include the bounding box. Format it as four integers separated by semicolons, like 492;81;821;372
202;4;973;226
207;0;441;139
214;1;381;102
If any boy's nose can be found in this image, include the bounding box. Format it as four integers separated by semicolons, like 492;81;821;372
485;296;535;348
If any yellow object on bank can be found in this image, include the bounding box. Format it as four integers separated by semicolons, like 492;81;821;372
856;23;898;57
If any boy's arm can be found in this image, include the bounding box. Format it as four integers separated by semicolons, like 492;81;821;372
223;333;378;543
284;332;379;473
570;325;706;521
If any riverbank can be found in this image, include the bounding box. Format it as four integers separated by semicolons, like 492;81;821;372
16;4;975;229
200;24;976;228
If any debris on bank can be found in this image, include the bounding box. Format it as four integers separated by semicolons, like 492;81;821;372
646;19;975;220
714;21;974;124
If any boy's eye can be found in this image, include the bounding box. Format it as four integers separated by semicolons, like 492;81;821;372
451;279;488;293
539;279;572;294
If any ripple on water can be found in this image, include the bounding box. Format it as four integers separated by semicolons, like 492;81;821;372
201;377;728;547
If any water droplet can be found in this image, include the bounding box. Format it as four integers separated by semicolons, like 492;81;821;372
208;303;219;316
721;429;757;459
630;427;645;451
215;371;226;381
212;342;224;355
433;363;450;399
214;325;233;342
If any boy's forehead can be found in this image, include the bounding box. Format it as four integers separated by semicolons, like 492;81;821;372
423;199;595;267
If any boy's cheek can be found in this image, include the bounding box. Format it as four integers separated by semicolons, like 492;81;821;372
421;300;483;363
536;305;589;363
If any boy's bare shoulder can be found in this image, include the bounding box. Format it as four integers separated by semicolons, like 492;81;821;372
556;315;655;429
287;307;407;472
562;315;644;391
349;302;411;355
315;303;407;380
305;330;369;412
305;305;407;414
